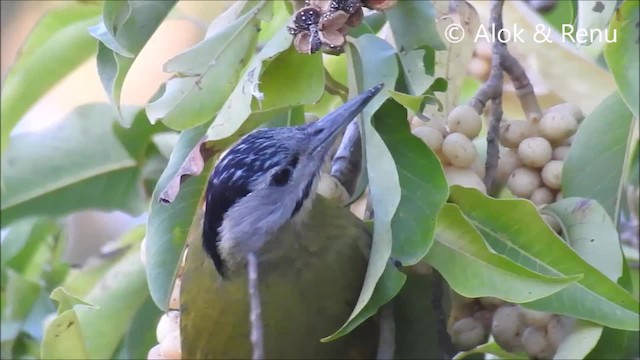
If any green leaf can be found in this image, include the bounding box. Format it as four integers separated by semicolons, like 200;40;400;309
544;198;623;281
327;34;402;340
146;122;214;309
41;310;89;359
146;2;267;130
181;197;378;358
0;104;146;227
75;247;148;358
563;92;635;222
450;186;640;330
256;48;324;111
388;90;429;114
426;204;577;302
0;270;41;342
397;49;435;96
604;0;639;118
90;1;177;115
374;100;449;265
121;296;162;359
386;0;445;51
0;3;101;158
203;26;293;142
543;198;626;358
49;288;93;314
453;340;527;360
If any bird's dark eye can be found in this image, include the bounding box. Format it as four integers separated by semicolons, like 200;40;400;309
270;167;292;187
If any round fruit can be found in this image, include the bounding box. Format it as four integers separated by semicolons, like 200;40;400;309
545;103;584;123
492;305;525;352
444;167;487;194
317;173;350;204
541;160;563;190
447;105;482;139
414;114;448;136
468;57;491;80
169;278;181;310
552;146;570;161
442;133;477;168
547;316;571;349
530;187;554;206
156;311;180;343
518;137;552;168
451;317;486;350
522;326;553;358
412;126;444;151
496;147;521;183
159;331;182;360
507;167;542;198
147;344;164;360
500;120;537;149
471;155;486;178
520;307;553;328
539;111;578;142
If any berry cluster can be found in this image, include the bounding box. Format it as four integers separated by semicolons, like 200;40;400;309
288;0;396;55
141;238;186;360
501;103;583;205
411;104;487;193
449;294;573;359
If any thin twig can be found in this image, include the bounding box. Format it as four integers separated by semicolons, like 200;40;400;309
501;52;542;122
247;252;264;360
331;120;363;195
467;0;505;190
324;69;349;102
376;304;396;360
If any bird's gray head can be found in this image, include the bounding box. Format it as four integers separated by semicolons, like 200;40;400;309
203;84;383;276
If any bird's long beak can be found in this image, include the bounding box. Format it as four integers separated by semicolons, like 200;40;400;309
310;83;384;153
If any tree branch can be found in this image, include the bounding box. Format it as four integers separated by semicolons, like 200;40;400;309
247;252;264;360
331;119;362;195
501;51;542;122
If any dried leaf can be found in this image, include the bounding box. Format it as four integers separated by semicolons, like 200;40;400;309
158;138;215;203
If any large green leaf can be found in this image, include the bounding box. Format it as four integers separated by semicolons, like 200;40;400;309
203;26;319;143
450;186;640;330
90;0;177;116
255;48;324;111
604;0;639;118
427;204;577;302
544;198;623;281
563;92;635;222
326;34;404;340
0;104;146;227
146;1;268;130
0;271;41;344
121;296;162;360
543;198;626;359
453;340;527;360
41;310;89;359
575;0;617;56
181;197;378;358
386;0;445;51
145;122;214;309
375;100;448;265
0;3;101;158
